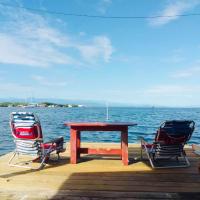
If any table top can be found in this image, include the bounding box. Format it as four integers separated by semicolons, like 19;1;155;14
64;122;137;127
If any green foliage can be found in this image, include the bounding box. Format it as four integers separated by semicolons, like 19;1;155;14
71;104;78;107
0;101;79;107
0;102;28;107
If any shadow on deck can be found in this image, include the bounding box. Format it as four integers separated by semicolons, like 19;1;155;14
51;171;200;200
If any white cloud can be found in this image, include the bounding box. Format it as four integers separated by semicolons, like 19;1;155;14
162;49;185;63
32;75;68;87
0;82;33;96
135;84;200;106
0;33;75;67
147;85;185;95
79;32;86;36
172;66;200;78
97;0;112;14
146;84;200;97
75;36;114;63
0;4;75;67
0;2;114;67
89;85;200;106
149;0;200;26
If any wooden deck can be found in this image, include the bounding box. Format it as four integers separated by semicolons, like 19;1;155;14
0;143;200;200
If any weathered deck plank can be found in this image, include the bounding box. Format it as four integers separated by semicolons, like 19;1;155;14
0;143;200;199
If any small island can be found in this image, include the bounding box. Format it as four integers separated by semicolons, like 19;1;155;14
0;102;84;108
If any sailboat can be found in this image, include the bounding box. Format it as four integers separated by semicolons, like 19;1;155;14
23;96;37;108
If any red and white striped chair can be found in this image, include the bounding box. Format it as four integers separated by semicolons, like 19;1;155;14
9;112;65;170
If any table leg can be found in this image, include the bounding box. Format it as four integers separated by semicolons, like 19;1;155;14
121;128;128;165
70;128;78;164
77;131;81;159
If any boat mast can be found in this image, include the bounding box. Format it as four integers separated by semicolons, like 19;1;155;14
106;102;109;121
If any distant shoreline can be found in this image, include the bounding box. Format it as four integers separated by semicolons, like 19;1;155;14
0;103;199;109
0;102;84;108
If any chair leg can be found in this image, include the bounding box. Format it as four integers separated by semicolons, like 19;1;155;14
8;152;17;166
148;156;156;168
140;143;191;169
140;144;143;160
183;154;190;167
141;142;156;168
8;151;46;170
8;145;63;170
39;146;54;168
57;153;60;160
38;159;46;170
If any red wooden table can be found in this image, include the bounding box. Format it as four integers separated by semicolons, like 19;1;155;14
64;122;137;165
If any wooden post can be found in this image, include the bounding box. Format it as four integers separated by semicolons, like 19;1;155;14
121;127;129;165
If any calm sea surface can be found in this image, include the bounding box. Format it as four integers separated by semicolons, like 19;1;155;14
0;107;200;155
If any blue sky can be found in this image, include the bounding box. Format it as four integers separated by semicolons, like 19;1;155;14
0;0;200;107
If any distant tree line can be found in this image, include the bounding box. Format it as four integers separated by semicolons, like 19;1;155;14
0;102;28;107
0;102;80;107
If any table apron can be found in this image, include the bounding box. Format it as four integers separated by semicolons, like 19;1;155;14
79;148;122;155
70;126;128;132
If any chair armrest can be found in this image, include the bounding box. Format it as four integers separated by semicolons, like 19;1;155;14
43;137;65;153
138;136;148;145
45;136;64;145
138;136;155;152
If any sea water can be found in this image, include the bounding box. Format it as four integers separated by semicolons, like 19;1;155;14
0;107;199;155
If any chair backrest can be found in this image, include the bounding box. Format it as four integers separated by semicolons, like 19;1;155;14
10;112;43;140
14;139;41;156
155;120;195;145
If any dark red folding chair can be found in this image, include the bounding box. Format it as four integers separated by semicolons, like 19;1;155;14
140;120;195;168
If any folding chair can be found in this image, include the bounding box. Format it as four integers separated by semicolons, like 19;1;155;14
140;120;195;168
9;112;65;170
